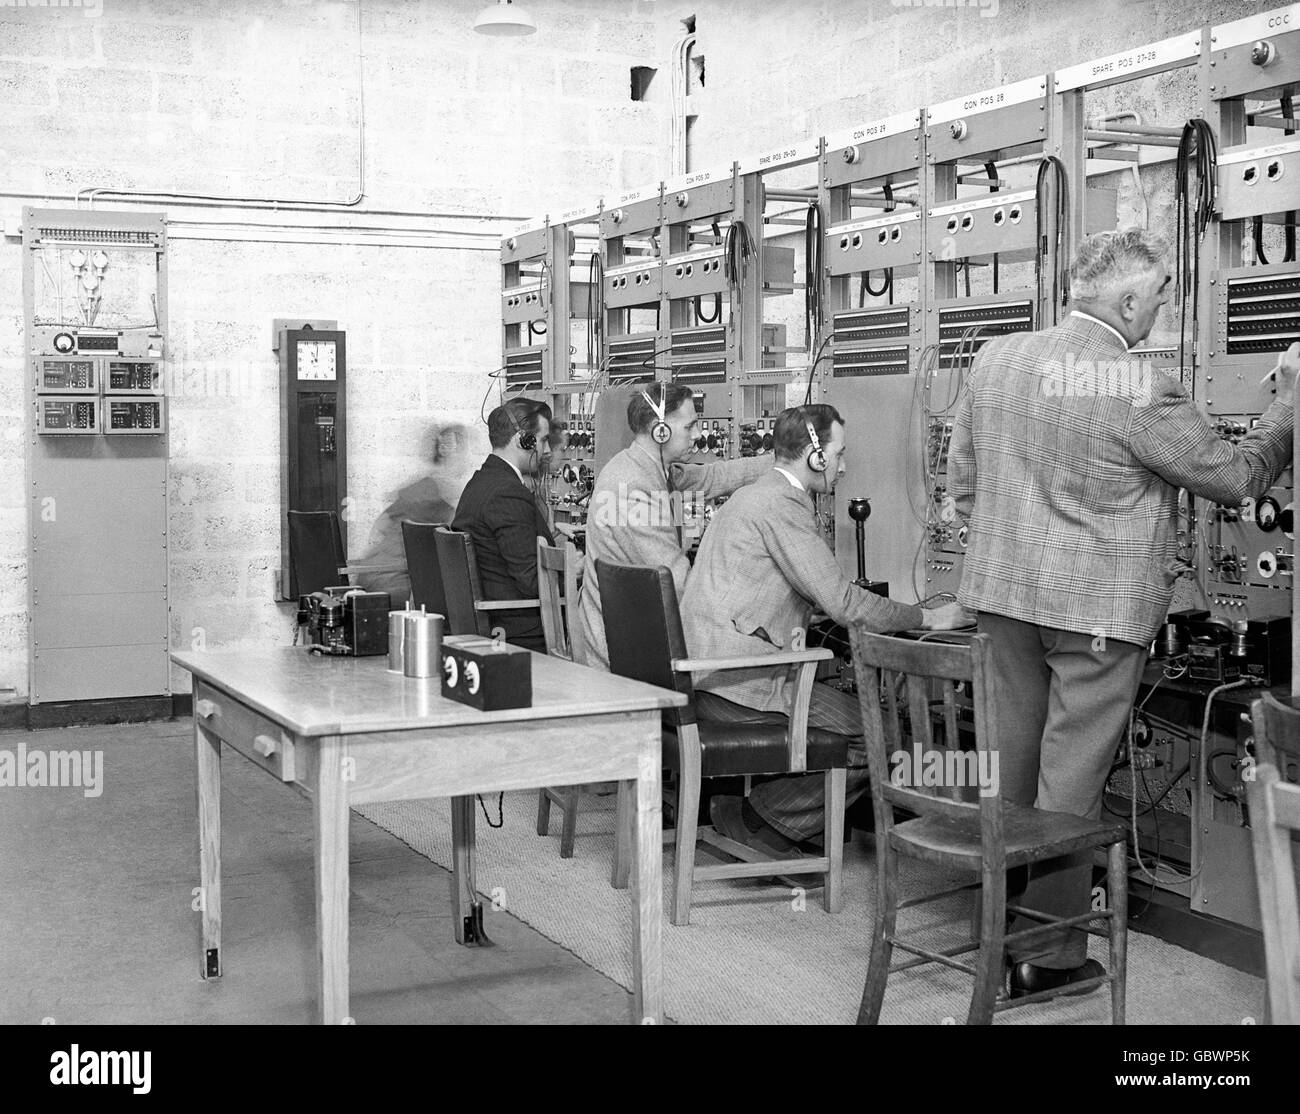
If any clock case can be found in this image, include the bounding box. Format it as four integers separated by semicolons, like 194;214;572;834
275;321;347;599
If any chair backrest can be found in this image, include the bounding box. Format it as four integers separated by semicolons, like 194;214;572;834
434;527;490;637
1248;693;1300;1024
287;510;347;596
848;628;1003;847
537;538;582;660
595;559;695;726
401;520;448;613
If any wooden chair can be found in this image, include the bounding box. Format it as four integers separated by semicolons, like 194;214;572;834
848;628;1127;1025
287;509;403;598
535;538;586;858
432;527;540;637
400;520;448;614
1248;692;1300;1025
597;559;846;925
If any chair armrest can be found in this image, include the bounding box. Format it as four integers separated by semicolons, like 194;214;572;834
785;659;824;774
670;649;833;673
672;651;833;774
474;599;541;611
338;563;406;576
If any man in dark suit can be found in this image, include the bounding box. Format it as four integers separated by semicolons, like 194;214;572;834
950;229;1299;997
452;398;554;651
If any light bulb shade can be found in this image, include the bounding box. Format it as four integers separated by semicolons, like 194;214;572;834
474;0;536;36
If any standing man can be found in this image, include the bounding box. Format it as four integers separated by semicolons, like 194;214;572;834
452;398;554;652
682;405;969;854
948;229;1300;996
575;383;768;671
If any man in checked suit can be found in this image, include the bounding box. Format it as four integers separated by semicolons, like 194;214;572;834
452;398;554;652
949;229;1300;998
575;382;769;671
682;405;968;855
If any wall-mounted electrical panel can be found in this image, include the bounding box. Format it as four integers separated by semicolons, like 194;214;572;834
22;207;170;703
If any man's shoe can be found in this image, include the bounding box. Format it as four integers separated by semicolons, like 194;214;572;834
708;796;802;860
1008;959;1106;1000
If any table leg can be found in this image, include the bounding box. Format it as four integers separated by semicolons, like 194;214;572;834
631;739;663;1024
195;703;222;980
313;736;350;1024
451;795;491;945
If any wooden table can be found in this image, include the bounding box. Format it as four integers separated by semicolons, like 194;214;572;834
171;645;685;1024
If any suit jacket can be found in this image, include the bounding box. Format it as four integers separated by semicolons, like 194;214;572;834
681;470;924;713
948;312;1294;646
451;454;554;651
575;443;769;670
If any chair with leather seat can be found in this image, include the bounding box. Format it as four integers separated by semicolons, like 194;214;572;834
1247;692;1300;1025
535;537;586;858
288;509;406;599
597;559;847;925
433;526;540;637
400;520;448;614
287;510;349;597
848;627;1127;1025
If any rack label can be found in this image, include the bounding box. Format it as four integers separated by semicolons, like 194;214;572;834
928;188;1035;217
664;164;734;195
1218;139;1300;166
556;204;599;224
665;245;726;264
823;111;921;152
828;210;922;236
1055;31;1201;91
927;75;1047;125
612;184;661;207
736;137;821;175
605;260;659;277
1211;4;1299;51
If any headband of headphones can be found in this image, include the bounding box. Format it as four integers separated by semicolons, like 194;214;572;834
504;401;538;452
641;382;672;445
805;417;828;473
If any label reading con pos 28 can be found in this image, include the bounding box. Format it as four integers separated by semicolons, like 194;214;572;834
927;75;1046;125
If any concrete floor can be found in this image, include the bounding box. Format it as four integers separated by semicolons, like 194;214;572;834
0;720;635;1024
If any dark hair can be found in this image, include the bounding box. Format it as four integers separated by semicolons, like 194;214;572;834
627;382;696;435
488;398;551;449
773;404;843;462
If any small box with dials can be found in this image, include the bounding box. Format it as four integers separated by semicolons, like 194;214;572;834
104;398;165;434
105;359;163;395
38;398;99;434
37;357;98;394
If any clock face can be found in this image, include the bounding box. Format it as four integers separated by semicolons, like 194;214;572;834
296;340;337;381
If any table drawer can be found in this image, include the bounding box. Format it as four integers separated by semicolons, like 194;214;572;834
194;683;297;783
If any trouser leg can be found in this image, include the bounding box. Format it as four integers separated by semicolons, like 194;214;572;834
1013;627;1146;968
745;685;865;843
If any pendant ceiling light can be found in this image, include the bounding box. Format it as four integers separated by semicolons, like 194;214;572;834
474;0;537;37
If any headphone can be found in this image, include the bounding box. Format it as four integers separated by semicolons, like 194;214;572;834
504;402;538;452
805;419;828;473
641;382;672;446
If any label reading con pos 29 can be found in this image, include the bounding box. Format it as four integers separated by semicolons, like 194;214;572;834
824;112;920;152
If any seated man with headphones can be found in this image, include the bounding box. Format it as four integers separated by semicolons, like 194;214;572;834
575;381;769;672
451;397;554;652
681;404;970;861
